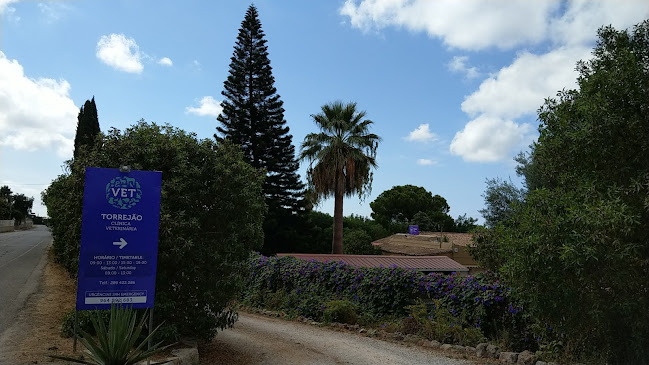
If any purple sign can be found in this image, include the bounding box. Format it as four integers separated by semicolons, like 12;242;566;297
408;225;419;235
76;167;162;310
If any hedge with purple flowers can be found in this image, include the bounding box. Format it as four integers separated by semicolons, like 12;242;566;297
241;254;532;347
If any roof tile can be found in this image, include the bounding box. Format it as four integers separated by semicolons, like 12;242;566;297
277;253;468;272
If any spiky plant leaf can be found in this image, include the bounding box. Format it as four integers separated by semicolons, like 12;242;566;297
50;304;173;365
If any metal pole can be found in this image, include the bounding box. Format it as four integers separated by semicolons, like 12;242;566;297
73;310;78;352
147;308;154;365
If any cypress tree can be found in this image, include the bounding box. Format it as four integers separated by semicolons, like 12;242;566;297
216;5;305;254
73;97;100;158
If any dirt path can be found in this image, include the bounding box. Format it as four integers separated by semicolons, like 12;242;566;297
200;312;475;365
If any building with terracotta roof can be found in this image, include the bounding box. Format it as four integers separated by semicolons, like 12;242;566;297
372;232;482;273
277;253;469;274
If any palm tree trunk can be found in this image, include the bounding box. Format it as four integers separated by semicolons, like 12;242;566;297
332;188;344;254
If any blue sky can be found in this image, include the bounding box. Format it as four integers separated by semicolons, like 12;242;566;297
1;0;648;221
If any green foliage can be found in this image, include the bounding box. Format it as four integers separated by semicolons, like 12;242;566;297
411;210;455;232
370;185;450;228
0;185;11;198
479;178;525;228
0;186;11;219
294;211;332;253
454;214;478;233
51;305;169;365
343;214;389;243
43;122;266;342
403;301;486;346
215;5;305;255
297;212;388;254
0;198;11;219
481;20;649;364
73;97;100;159
370;185;471;233
342;228;380;255
498;186;648;362
468;226;505;272
411;211;434;231
42;172;84;273
241;254;529;347
61;310;111;338
514;151;544;191
322;300;358;324
10;193;34;224
300;101;380;253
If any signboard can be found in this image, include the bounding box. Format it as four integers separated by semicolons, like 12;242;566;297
76;167;162;310
408;225;419;235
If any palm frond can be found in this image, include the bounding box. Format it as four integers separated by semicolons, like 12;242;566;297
300;101;380;200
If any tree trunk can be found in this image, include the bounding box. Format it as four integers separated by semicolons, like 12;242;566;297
332;188;344;254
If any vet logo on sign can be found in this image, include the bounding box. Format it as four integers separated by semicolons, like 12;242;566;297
105;176;143;209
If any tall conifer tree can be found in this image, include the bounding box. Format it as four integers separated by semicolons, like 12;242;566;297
216;5;305;254
73;97;100;158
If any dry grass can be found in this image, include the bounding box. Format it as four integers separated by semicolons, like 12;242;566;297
198;340;254;365
2;248;191;364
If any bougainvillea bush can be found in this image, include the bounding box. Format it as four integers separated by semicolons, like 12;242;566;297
241;254;533;348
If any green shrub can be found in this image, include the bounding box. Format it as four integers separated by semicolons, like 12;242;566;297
267;288;289;311
405;301;485;346
343;229;380;255
323;300;358;324
51;304;170;365
61;309;110;338
241;254;527;347
43;122;266;342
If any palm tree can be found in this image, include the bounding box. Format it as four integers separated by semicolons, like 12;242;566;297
300;102;380;254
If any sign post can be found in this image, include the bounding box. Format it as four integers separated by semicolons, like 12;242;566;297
408;225;419;235
74;167;161;350
76;167;162;310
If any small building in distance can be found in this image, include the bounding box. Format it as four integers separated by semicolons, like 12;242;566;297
372;232;482;274
277;253;469;275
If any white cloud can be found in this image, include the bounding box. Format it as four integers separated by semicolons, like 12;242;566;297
450;116;532;162
449;48;589;162
550;0;649;46
405;123;437;142
416;159;436;166
0;52;77;158
448;56;479;79
158;57;173;66
96;34;143;73
340;0;649;162
340;0;557;50
38;2;69;23
3;5;19;22
185;96;223;117
0;0;17;14
191;59;202;71
340;0;649;51
461;46;591;120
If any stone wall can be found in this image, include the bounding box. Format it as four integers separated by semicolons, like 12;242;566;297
0;219;15;233
16;218;33;230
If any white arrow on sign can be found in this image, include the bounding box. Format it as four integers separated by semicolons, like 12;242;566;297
113;238;128;249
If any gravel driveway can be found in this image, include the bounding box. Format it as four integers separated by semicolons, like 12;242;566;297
204;312;475;365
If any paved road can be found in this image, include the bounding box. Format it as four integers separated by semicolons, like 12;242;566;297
0;226;51;338
209;313;473;365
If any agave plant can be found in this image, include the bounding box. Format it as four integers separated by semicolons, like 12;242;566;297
51;304;171;365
